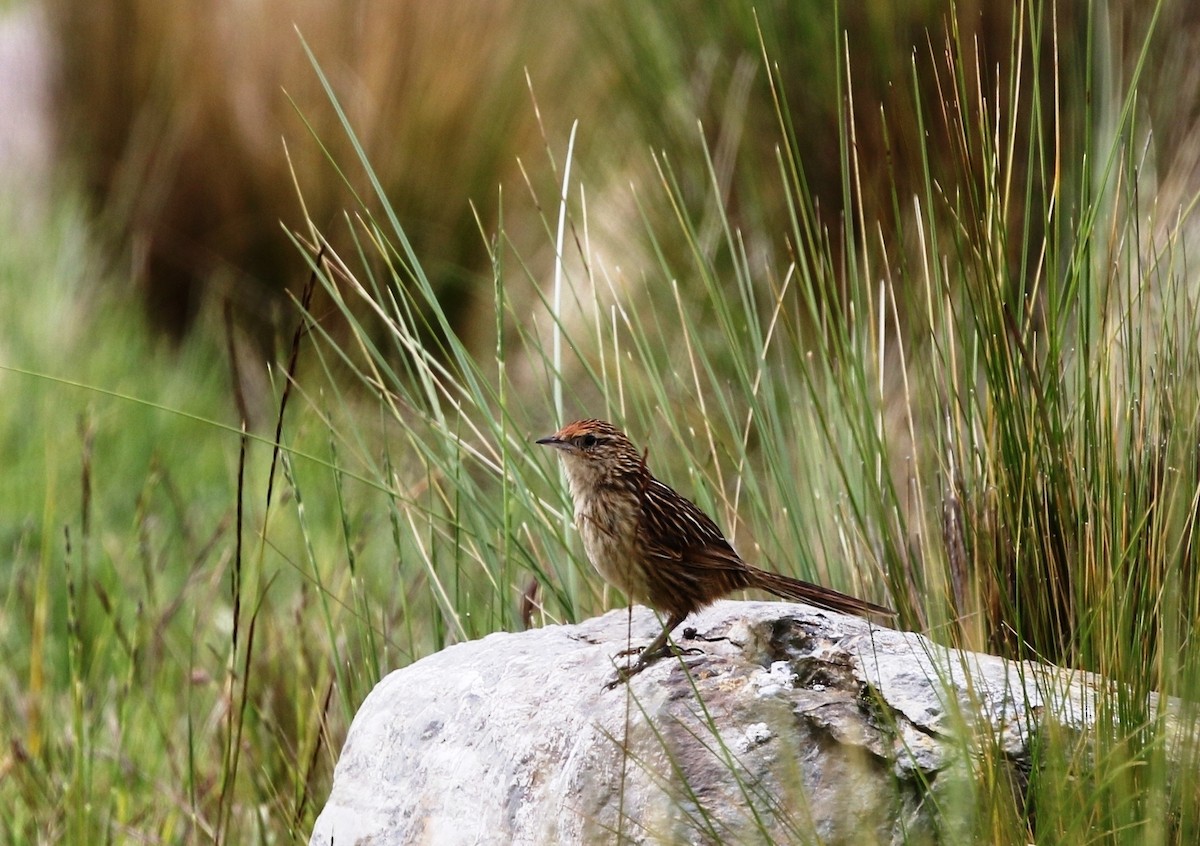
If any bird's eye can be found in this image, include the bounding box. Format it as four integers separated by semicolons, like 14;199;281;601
578;434;598;448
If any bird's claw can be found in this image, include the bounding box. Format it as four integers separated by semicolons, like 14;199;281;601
615;642;703;660
603;665;641;690
603;644;705;689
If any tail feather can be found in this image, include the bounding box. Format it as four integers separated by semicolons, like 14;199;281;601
745;567;895;618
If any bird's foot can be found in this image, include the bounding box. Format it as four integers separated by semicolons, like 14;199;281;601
613;643;703;662
604;643;704;689
603;662;646;690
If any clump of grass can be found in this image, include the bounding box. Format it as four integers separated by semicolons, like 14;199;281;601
287;0;1200;842
0;190;392;840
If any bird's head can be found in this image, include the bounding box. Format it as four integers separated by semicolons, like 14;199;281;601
536;419;645;489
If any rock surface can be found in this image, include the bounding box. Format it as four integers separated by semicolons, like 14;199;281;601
310;600;1142;845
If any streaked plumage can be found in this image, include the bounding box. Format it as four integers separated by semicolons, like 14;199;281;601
537;419;894;684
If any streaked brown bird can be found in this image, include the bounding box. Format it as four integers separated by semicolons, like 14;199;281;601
538;419;895;686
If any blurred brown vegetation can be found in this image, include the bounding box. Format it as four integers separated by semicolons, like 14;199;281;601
47;1;585;356
45;2;1197;358
47;2;1071;360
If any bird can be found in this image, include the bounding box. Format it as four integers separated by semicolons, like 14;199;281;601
537;418;895;686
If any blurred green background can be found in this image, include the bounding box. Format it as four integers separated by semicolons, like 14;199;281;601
4;0;1200;842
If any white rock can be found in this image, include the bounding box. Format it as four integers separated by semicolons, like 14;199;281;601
311;599;1178;844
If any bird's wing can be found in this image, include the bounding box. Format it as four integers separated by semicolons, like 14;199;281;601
638;478;746;573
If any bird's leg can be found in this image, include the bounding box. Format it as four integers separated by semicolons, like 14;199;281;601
605;612;689;689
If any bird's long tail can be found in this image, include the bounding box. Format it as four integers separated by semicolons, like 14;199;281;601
745;567;895;618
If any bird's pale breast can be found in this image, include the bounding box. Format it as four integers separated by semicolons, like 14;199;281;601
567;474;651;604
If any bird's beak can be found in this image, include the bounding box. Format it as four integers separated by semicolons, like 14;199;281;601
536;434;566;449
